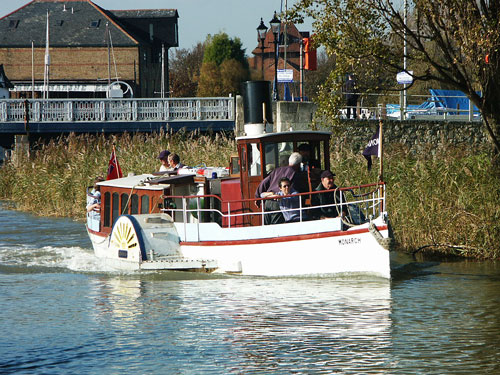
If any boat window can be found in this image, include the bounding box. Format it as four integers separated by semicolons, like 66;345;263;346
263;142;293;175
141;195;150;214
230;156;240;175
240;146;247;172
112;193;119;225
130;194;139;214
121;193;129;215
247;143;261;177
104;192;111;227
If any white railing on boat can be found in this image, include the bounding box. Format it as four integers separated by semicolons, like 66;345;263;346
0;97;235;123
161;183;386;242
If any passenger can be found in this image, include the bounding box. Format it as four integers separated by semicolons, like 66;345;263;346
308;159;322;188
311;170;346;219
277;177;306;222
265;163;275;174
256;152;306;225
297;143;312;166
168;153;184;170
158;150;171;172
86;176;104;231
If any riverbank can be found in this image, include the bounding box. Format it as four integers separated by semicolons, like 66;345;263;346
0;132;498;260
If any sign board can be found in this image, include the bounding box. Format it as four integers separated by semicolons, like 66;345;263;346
277;69;294;83
397;71;413;84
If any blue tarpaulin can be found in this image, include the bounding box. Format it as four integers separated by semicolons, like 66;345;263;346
387;89;480;116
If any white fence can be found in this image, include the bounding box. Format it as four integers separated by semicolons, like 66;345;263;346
0;97;235;123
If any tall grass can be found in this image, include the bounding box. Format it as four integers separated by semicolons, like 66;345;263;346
0;132;498;259
0;131;236;219
327;142;499;260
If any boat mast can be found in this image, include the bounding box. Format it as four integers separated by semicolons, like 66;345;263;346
161;43;165;98
43;10;50;99
106;23;111;86
31;40;34;98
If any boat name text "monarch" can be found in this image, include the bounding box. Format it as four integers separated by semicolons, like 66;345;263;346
338;238;361;246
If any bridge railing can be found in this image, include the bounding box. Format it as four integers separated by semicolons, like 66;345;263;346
0;97;235;123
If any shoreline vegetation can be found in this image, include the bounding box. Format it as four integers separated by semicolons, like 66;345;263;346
0;131;499;260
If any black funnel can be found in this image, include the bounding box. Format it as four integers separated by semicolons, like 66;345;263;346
241;81;273;124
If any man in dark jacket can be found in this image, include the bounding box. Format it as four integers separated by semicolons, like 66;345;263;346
311;170;346;219
343;74;359;119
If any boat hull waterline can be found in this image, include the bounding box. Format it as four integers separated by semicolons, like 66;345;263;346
87;213;391;278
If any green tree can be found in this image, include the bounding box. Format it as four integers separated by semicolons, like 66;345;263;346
203;32;248;68
170;42;205;97
290;0;500;156
197;32;250;96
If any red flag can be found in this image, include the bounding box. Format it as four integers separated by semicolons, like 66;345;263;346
106;147;123;180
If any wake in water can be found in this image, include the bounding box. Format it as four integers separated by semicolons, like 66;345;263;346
0;244;124;273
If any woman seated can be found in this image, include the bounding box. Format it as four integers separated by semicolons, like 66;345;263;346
263;177;308;223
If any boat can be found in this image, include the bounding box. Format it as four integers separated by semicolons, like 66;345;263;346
86;129;393;278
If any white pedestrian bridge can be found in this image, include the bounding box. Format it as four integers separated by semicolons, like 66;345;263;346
0;97;235;136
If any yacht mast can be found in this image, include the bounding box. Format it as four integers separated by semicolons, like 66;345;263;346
43;10;50;99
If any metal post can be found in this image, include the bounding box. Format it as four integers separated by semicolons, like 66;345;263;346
273;32;279;101
468;99;473;122
300;39;304;101
261;41;265;79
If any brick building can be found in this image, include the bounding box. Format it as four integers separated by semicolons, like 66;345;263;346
0;0;178;98
250;22;310;100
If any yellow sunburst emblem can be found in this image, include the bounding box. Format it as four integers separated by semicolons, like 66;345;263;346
110;219;138;250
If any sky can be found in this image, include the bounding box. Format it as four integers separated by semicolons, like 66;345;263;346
0;0;314;55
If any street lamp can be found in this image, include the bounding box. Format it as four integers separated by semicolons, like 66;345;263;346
256;18;268;79
269;11;281;101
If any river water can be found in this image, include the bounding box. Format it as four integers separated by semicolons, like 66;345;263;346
1;204;499;374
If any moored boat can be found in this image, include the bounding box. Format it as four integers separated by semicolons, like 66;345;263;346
86;130;392;278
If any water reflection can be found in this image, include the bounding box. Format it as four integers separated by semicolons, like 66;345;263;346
88;276;392;373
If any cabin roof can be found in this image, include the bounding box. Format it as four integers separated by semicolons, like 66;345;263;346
98;174;166;190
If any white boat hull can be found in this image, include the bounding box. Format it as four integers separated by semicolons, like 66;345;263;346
88;213;391;278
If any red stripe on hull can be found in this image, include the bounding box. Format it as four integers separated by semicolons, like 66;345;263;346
87;227;107;238
181;225;388;246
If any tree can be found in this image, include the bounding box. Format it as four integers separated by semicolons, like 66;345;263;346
220;59;248;96
197;33;250;96
197;61;222;97
203;33;248;68
170;43;205;97
290;0;500;156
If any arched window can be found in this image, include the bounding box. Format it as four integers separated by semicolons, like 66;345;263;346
121;193;129;215
112;192;119;225
131;194;139;214
141;195;150;214
104;192;111;227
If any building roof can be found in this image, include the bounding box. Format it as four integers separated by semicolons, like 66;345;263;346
0;0;178;48
252;22;306;56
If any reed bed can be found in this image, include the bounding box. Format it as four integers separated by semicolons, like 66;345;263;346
0;132;498;259
0;131;236;219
